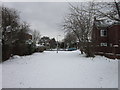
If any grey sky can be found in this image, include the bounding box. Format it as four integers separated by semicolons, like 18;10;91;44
4;2;71;40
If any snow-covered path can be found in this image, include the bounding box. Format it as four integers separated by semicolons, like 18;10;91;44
2;50;118;88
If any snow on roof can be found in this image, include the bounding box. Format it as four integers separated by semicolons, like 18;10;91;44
28;33;32;35
36;44;44;47
95;18;117;28
27;30;33;35
6;26;11;32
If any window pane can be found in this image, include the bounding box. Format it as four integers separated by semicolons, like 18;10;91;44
100;43;107;46
100;30;107;37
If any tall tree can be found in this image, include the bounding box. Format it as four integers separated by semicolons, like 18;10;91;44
64;32;77;48
32;30;41;44
2;6;20;46
2;6;20;60
63;2;95;57
49;38;56;49
1;6;32;61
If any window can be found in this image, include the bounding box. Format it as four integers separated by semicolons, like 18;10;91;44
100;43;107;46
100;29;107;37
110;43;112;47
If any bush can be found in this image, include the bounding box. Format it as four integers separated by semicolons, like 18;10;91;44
35;46;45;52
84;43;95;57
2;44;12;61
26;43;36;55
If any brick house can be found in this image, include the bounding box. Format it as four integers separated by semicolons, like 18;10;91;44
92;18;120;59
39;36;51;49
25;33;32;40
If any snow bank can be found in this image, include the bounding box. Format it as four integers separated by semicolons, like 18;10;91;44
2;50;118;88
12;55;21;59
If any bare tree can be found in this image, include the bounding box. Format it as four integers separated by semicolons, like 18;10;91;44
32;30;41;44
94;1;120;21
63;2;95;57
64;32;77;48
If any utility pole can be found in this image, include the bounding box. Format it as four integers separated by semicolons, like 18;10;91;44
64;32;66;51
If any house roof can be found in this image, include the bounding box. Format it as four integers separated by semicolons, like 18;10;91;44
27;30;33;35
94;17;120;28
108;21;120;29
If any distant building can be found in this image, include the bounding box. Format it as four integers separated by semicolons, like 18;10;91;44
39;36;57;50
25;33;32;40
39;36;51;49
92;17;120;59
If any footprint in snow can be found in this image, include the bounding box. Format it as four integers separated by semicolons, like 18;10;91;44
20;82;24;86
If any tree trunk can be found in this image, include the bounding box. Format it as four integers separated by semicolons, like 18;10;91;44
81;49;84;54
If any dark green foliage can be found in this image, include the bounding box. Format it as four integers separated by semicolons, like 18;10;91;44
49;38;56;49
35;46;45;53
2;6;36;61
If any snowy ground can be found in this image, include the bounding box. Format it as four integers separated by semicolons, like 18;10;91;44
2;50;118;88
0;64;2;89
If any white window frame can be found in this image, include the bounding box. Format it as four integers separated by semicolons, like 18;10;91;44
100;43;107;47
100;29;107;37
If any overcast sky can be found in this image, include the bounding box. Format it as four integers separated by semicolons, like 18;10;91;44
3;2;72;40
3;0;114;40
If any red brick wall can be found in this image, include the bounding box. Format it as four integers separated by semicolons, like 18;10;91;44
108;25;120;45
92;24;120;59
